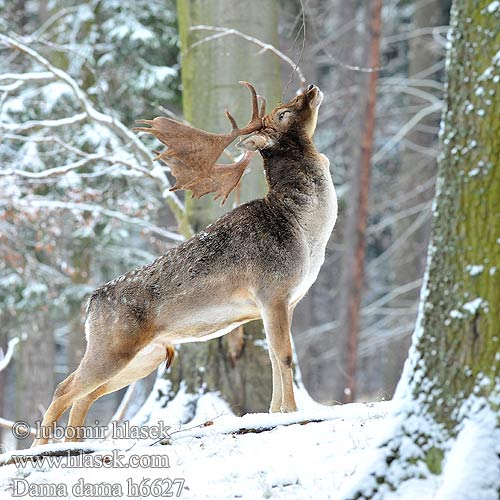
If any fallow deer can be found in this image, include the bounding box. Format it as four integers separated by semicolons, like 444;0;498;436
32;82;337;446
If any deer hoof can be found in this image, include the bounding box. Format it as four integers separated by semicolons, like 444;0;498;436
269;404;281;413
280;404;297;413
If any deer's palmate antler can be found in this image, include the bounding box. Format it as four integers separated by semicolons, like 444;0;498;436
134;81;266;204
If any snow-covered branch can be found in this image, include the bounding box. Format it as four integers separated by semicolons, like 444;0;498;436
0;338;19;372
0;34;152;165
0;71;55;82
6;198;184;242
0;33;189;234
0;154;105;179
1;113;88;132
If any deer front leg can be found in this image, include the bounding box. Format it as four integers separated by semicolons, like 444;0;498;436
260;298;297;413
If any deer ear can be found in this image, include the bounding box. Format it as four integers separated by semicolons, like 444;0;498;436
237;133;273;151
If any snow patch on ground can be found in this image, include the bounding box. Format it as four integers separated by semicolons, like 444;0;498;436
1;391;497;499
0;399;392;499
434;406;500;500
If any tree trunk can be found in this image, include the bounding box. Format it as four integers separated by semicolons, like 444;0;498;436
342;1;500;497
164;0;281;416
339;0;383;403
16;312;55;448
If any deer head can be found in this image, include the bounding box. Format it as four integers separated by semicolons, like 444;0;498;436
134;81;266;205
237;84;323;153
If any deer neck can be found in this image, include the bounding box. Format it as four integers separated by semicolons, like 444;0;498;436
261;135;324;201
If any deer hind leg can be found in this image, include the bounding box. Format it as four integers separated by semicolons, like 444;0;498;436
260;297;297;413
65;341;174;442
268;348;283;413
32;340;139;447
30;373;76;446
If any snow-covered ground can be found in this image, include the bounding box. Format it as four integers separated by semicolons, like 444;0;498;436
0;392;393;500
3;387;494;500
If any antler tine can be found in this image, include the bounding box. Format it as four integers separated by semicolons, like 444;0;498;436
226;81;265;139
132;119;154;132
258;95;266;117
239;81;260;120
225;109;239;131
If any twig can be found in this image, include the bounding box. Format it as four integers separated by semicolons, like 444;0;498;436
282;0;307;97
151;413;227;446
231;418;324;435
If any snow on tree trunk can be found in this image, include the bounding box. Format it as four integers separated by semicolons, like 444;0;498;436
341;1;500;498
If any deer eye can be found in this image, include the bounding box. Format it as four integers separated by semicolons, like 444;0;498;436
278;111;289;121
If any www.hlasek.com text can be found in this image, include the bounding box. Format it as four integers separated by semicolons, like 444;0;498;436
11;449;170;469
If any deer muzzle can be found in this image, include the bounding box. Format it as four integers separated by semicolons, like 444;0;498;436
306;84;323;108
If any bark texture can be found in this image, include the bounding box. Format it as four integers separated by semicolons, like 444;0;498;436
343;1;500;497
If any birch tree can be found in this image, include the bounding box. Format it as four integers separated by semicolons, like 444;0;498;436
343;0;500;497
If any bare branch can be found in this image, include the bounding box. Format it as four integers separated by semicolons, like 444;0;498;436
361;279;423;316
372;102;442;163
402;138;438;158
379;77;443;91
367;209;431;271
189;25;306;86
383;26;449;44
380;84;442;105
367;201;432;235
